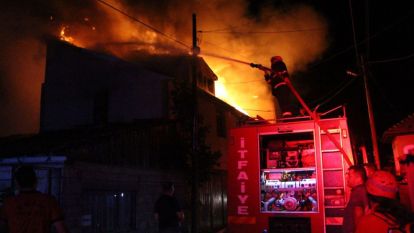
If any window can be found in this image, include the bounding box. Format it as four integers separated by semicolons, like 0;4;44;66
84;191;136;232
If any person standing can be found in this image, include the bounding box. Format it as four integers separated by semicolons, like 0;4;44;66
343;165;369;233
154;182;184;233
264;56;297;117
356;170;414;233
0;165;69;233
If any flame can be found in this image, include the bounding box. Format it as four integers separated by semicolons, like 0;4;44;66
59;26;74;43
206;54;275;119
215;79;250;116
0;0;333;136
52;1;328;121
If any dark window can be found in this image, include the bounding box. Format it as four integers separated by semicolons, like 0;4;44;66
84;191;136;232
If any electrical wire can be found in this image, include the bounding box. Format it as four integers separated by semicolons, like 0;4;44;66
310;7;414;70
198;22;253;33
220;80;262;85
368;52;414;64
365;68;399;114
348;0;361;65
310;77;357;108
199;28;324;34
95;0;191;49
201;41;253;61
242;108;273;112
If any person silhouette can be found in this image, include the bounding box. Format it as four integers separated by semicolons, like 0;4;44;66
0;165;69;233
154;182;184;233
264;56;297;117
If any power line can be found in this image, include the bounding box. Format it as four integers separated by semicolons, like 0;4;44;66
199;28;324;34
368;52;414;64
311;77;357;108
95;0;191;49
221;80;262;84
348;0;361;65
365;69;400;115
197;23;253;33
242;108;273;112
310;7;414;70
201;41;253;61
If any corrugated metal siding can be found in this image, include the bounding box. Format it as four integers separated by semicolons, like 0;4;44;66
199;171;227;232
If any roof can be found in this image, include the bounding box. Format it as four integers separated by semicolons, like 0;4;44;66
382;113;414;143
198;89;249;119
124;52;218;81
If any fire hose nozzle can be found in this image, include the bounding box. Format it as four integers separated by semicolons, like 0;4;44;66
250;63;262;68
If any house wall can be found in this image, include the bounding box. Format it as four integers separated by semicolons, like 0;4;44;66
197;95;244;171
41;41;170;132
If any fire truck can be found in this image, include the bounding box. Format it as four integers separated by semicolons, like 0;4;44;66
227;59;355;233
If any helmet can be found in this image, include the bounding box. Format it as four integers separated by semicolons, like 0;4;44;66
270;56;283;64
365;171;398;199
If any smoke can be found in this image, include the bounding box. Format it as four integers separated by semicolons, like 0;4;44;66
195;2;328;119
0;0;328;136
93;0;329;119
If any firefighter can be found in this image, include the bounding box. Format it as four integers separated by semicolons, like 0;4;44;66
264;56;297;117
356;171;414;233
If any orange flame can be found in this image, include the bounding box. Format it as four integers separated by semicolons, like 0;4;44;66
53;2;327;121
59;26;74;43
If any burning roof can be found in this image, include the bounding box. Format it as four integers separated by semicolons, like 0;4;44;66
0;0;329;136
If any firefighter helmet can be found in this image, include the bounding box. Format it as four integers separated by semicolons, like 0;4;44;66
270;56;283;64
366;171;398;199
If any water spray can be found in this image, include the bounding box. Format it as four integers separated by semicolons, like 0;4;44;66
199;52;271;72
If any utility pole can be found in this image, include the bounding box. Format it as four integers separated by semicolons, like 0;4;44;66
360;55;381;169
191;13;200;233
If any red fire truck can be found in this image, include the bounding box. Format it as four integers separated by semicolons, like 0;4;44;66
227;111;354;233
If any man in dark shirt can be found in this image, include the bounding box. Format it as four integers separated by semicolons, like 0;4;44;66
343;165;369;233
154;182;184;233
0;165;69;233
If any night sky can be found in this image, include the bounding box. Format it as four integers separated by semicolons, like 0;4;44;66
1;0;413;165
